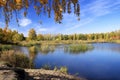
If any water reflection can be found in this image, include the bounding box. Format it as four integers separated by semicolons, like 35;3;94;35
29;51;38;62
93;43;120;53
64;44;94;54
12;43;120;80
39;44;56;54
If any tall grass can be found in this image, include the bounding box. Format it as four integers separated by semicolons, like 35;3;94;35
41;64;68;74
65;44;94;53
0;50;33;68
40;44;55;54
41;64;51;70
54;66;68;74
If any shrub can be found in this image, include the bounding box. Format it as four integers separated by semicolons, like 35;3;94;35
0;50;33;68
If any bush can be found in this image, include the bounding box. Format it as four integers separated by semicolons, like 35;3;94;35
0;50;33;68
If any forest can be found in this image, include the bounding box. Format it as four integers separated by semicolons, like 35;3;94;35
0;27;120;44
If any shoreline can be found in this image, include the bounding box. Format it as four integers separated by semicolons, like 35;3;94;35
0;62;86;80
1;40;119;47
0;65;85;80
16;40;120;45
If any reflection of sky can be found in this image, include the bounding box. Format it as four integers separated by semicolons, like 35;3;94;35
13;45;29;56
13;43;120;80
93;43;120;53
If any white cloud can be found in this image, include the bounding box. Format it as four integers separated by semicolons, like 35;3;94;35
82;0;120;17
62;0;120;32
63;17;93;32
33;24;49;34
19;18;32;27
38;28;47;32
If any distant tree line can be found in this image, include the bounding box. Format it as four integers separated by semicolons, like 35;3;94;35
0;28;120;43
27;28;120;41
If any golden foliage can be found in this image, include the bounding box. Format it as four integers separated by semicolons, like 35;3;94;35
0;0;80;26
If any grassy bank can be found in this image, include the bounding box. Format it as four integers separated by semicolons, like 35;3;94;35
17;40;110;46
1;39;120;47
110;40;120;44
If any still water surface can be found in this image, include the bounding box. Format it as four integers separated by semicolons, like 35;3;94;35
14;43;120;80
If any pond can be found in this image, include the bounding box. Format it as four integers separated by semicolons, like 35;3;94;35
13;43;120;80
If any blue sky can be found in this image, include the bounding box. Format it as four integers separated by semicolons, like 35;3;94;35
0;0;120;36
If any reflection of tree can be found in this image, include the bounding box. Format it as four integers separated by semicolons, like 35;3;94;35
64;44;94;54
110;47;120;53
39;45;56;54
28;46;38;68
29;52;37;60
96;44;120;53
29;46;38;59
28;58;34;69
28;52;37;68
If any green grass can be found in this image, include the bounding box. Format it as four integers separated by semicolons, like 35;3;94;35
65;44;94;53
